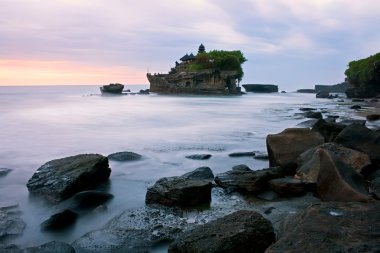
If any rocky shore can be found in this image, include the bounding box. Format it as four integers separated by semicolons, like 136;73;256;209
1;96;380;253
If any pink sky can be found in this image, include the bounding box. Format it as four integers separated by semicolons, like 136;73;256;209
1;0;379;90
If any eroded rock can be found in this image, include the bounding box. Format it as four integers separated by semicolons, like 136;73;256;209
0;205;25;239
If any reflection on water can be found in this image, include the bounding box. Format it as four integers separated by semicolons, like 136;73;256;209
0;85;354;247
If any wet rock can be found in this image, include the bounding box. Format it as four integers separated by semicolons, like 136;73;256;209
72;229;150;253
266;128;324;173
367;114;380;121
296;143;371;184
269;177;307;197
228;151;255;157
311;119;346;142
350;104;362;109
316;149;371;202
0;205;25;239
265;202;380;253
40;209;78;231
107;151;142;162
338;119;366;126
168;210;275;253
296;119;319;128
26;154;111;204
304;111;322;119
0;168;12;177
24;241;76;253
369;170;380;199
146;168;212;207
254;154;269;160
72;190;114;209
182;167;214;181
299;107;316;111
214;165;282;194
185;154;212;160
335;123;380;163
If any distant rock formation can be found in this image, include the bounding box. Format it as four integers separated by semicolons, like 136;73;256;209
242;84;278;93
296;89;316;93
315;81;348;93
147;44;245;95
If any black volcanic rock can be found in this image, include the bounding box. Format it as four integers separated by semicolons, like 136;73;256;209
107;151;142;161
26;154;111;204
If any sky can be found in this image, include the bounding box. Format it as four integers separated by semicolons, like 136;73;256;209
0;0;379;91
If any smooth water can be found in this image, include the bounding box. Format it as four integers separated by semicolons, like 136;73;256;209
0;85;356;247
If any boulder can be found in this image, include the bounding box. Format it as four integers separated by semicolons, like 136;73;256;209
26;154;111;204
334;123;380;163
266;128;324;173
145;168;213;207
107;151;142;162
181;166;214;181
304;111;322;119
350;104;362;109
367;114;380;121
214;165;282;194
228;151;255;157
72;190;114;209
40;209;78;231
296;143;371;184
338;119;366;126
316;149;371;202
369;169;380;199
168;210;275;253
0;205;25;239
311;119;346;142
268;178;307;197
265;202;380;253
296;119;319;128
0;168;12;177
316;90;329;98
185;154;212;160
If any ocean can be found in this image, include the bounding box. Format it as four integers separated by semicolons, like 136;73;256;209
0;85;358;247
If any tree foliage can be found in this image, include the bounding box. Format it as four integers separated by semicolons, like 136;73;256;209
345;52;380;91
187;50;247;82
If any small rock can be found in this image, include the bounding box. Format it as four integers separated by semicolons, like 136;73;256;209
24;241;76;253
0;205;26;238
185;154;212;160
107;151;142;161
254;154;269;160
228;151;255;157
0;168;12;177
350;105;361;109
182;166;214;181
72;190;114;209
304;111;322;119
299;108;316;111
366;114;380;121
40;209;78;231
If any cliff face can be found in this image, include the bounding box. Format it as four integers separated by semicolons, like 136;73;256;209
147;69;240;95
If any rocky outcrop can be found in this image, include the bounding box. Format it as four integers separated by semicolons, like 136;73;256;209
107;151;142;162
0;205;25;239
315;81;348;93
334;123;380;163
145;167;213;207
185;154;212;160
242;84;278;93
168;210;275;253
266;128;324;173
265;202;380;253
26;154;111;204
296;143;371;184
214;165;282;194
72;190;114;209
316;149;371;202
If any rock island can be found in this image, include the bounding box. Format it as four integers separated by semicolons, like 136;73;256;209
147;44;246;95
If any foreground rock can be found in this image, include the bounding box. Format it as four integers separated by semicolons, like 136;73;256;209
369;170;380;199
335;123;380;163
266;202;380;253
316;149;371;202
0;205;25;239
215;165;282;194
145;167;213;207
268;178;307;197
169;210;275;253
0;241;75;253
266;128;324;173
296;143;371;184
107;151;142;162
311;119;346;142
40;209;78;231
26;154;111;204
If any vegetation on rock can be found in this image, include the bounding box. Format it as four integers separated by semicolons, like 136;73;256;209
187;50;247;82
345;52;380;97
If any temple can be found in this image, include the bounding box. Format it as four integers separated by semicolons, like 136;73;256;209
146;44;242;95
